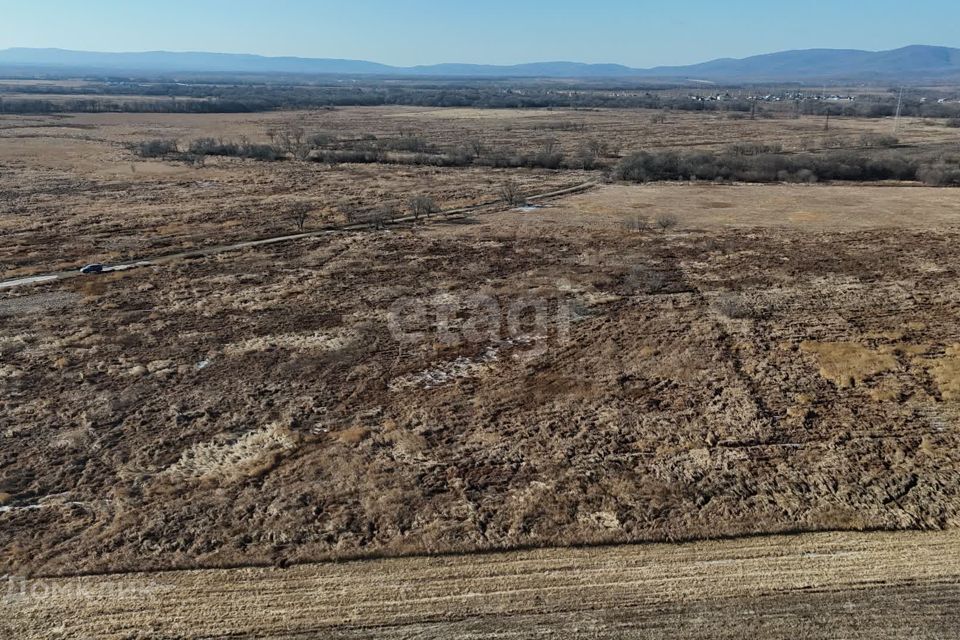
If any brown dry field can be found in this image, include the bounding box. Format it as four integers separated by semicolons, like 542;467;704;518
2;107;957;276
3;180;960;576
0;110;594;276
3;108;960;636
6;529;959;639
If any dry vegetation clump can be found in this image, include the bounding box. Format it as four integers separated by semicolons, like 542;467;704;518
613;147;957;185
859;133;899;148
929;344;960;401
337;425;372;445
286;202;314;231
799;341;898;388
655;213;679;231
626;265;669;294
408;194;439;221
157;424;298;487
917;163;960;187
624;215;652;233
134;138;179;158
714;293;763;319
500;180;527;206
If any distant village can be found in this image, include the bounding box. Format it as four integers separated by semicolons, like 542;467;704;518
688;91;960;104
689;92;855;103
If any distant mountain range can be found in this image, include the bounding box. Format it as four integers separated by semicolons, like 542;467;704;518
1;45;960;82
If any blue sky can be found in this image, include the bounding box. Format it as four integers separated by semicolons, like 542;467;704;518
2;0;959;67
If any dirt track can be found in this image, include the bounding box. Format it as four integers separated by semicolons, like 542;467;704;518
5;529;959;639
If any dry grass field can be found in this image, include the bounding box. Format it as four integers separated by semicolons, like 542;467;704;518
5;529;959;639
3;106;960;636
3;179;960;577
2;107;957;276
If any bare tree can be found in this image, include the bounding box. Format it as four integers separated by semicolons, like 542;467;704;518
587;138;610;158
276;125;309;159
500;181;527;207
540;138;561;155
347;205;396;230
409;195;438;221
655;213;679;231
468;138;485;158
575;146;597;170
287;202;313;232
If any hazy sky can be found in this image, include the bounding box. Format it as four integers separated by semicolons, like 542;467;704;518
2;0;959;67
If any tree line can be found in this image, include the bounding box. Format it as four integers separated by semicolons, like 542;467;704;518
3;83;959;117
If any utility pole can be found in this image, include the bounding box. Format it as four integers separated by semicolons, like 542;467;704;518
894;86;904;133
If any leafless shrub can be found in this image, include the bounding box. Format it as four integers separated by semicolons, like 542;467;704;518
382;135;434;153
626;265;668;294
777;168;819;183
918;163;960;186
408;195;438;221
467;138;485;158
655;213;679;231
860;133;899;148
531;139;564;169
586;138;610;158
500;181;527;207
273;125;309;159
287;202;313;232
728;142;783;156
375;204;399;228
347;208;390;230
181;152;206;168
575;140;609;170
624;215;651;233
650;112;668;124
189;137;282;161
134;138;178;158
308;131;335;147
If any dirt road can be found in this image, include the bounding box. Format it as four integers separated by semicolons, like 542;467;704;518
5;529;959;639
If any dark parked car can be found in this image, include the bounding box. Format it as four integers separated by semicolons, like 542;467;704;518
80;264;104;274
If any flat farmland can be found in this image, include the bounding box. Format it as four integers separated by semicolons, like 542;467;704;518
5;529;959;639
3;104;960;638
2;107;957;277
0;116;589;275
3;182;960;577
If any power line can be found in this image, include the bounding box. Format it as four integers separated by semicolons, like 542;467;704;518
894;86;904;133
